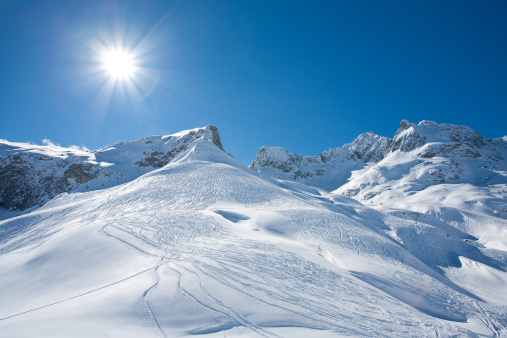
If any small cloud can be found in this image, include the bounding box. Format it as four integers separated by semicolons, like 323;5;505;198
42;138;59;147
69;145;91;152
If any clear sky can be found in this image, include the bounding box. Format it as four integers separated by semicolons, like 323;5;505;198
0;0;506;164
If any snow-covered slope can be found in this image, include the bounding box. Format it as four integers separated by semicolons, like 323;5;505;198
0;126;222;219
331;121;507;271
251;120;507;328
0;131;506;336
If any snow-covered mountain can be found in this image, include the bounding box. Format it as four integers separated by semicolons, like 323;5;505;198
250;131;393;190
0;123;506;336
251;120;507;218
0;126;222;219
250;120;506;194
334;120;506;207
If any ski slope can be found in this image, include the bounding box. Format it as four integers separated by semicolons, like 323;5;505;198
0;137;506;337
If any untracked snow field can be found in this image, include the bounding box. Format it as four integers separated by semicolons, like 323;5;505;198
0;140;506;337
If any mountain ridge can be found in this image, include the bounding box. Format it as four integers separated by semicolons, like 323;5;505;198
0;126;223;217
250;120;506;191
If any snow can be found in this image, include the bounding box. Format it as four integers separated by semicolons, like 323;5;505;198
1;132;506;337
444;257;507;306
1;121;506;336
0;138;94;159
249;130;394;192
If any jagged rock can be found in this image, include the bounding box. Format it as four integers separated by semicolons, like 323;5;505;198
249;146;303;173
392;120;427;152
347;131;393;162
333;121;507;206
393;120;486;156
63;163;98;185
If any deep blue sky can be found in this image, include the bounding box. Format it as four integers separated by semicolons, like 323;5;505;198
1;0;506;164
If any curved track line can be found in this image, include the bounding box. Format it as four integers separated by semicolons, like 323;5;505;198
0;264;161;321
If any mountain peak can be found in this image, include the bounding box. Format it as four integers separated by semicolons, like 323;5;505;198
249;146;302;173
163;125;223;151
348;131;393;163
398;119;417;132
393;119;485;153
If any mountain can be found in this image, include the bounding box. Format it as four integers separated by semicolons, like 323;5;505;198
250;131;393;190
0;123;506;336
250;119;507;219
250;120;506;193
331;120;507;218
0;126;222;219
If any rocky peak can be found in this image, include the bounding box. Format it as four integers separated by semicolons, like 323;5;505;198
392;120;486;155
392;120;426;152
397;119;416;132
319;132;392;164
161;125;223;151
418;120;485;147
208;126;223;150
249;131;393;190
249;120;506;192
348;131;393;163
249;146;302;173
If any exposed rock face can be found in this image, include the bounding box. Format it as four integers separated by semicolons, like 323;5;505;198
0;126;225;215
249;146;303;173
334;121;506;209
0;155;35;211
335;131;392;163
250;120;507;193
0;155;100;211
208;125;224;150
392;120;427;152
63;163;99;185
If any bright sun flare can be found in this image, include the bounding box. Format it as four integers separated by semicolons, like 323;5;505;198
102;50;135;79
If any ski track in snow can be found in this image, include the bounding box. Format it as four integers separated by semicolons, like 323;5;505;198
0;264;161;321
143;264;167;338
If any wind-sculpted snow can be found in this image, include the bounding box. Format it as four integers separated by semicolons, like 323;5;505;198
0;138;506;337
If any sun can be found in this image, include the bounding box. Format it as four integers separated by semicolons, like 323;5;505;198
101;49;135;79
89;33;161;103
